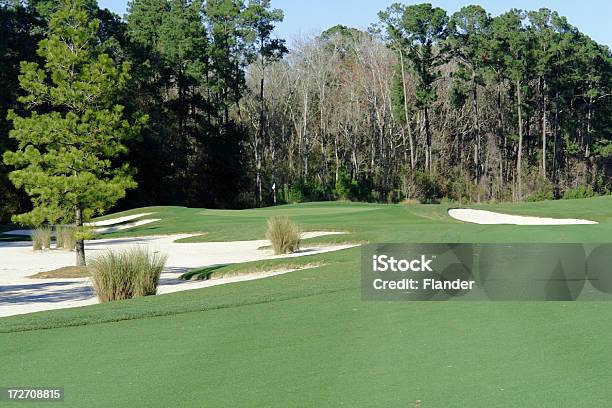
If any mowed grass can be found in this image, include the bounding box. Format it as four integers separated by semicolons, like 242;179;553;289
97;197;612;244
2;196;612;407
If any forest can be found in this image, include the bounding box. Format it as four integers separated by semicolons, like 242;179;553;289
1;0;611;224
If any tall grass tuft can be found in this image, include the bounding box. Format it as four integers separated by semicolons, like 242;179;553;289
55;226;63;249
265;216;301;255
90;247;167;303
31;226;52;251
131;248;167;297
55;225;77;250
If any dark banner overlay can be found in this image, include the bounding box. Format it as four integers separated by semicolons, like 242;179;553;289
361;243;612;301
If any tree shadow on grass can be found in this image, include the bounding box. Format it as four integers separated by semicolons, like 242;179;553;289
178;264;229;281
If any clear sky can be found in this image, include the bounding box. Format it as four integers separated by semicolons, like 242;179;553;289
98;0;612;47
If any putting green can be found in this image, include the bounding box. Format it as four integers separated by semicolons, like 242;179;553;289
1;197;612;407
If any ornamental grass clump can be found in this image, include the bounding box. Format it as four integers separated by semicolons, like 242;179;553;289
31;226;52;251
90;247;167;303
55;225;77;250
266;216;302;255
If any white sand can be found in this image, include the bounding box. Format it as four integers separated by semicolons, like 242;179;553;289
448;208;598;225
93;219;160;234
2;213;158;236
86;213;155;227
0;231;354;317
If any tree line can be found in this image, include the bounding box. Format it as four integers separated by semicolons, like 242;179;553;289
1;1;611;228
242;4;612;205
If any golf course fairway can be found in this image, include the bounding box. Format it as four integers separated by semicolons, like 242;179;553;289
2;197;612;407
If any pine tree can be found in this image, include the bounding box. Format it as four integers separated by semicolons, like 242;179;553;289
492;9;533;200
243;0;287;205
380;3;448;174
378;3;415;172
449;5;491;192
3;0;144;265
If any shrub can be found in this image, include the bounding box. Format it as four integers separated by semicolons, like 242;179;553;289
283;184;305;203
527;180;554;202
31;226;52;251
414;171;442;203
90;247;167;302
283;180;327;203
563;185;596;200
265;216;301;255
333;169;352;200
333;169;373;201
447;171;476;203
305;178;326;201
55;225;77;250
523;173;554;202
236;191;256;208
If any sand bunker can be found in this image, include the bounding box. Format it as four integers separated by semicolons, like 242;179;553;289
2;213;159;236
86;213;155;227
448;208;598;225
0;231;354;317
93;219;160;234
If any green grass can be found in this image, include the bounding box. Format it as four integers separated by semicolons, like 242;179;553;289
97;197;612;244
2;196;612;407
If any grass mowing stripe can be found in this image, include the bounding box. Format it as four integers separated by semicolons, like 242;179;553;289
0;255;359;333
3;296;612;407
0;286;358;334
2;198;612;407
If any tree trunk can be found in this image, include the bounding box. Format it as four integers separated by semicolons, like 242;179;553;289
302;85;309;177
256;161;262;205
370;99;376;172
471;70;480;199
542;85;547;178
334;132;340;183
424;105;432;173
586;96;593;158
497;81;504;194
399;50;415;171
256;52;266;206
75;206;85;267
271;118;278;206
320;101;328;188
516;80;524;201
552;91;560;191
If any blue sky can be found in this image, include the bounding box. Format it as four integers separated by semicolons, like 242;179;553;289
98;0;612;47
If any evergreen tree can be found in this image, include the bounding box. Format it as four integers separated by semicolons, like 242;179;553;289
205;0;245;123
158;0;208;202
378;3;415;171
492;9;533;199
243;0;287;205
380;3;448;173
3;0;144;265
448;5;491;189
0;1;42;222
